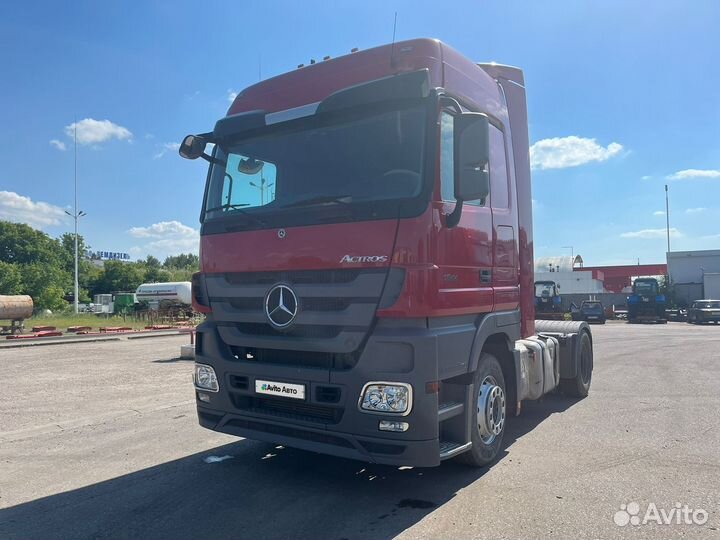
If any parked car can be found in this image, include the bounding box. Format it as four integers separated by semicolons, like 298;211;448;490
687;300;720;324
578;301;606;324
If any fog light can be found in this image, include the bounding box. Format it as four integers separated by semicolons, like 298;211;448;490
197;392;211;403
194;364;219;392
359;382;412;415
379;420;409;432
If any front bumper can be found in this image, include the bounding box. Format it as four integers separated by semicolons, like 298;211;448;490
193;318;476;467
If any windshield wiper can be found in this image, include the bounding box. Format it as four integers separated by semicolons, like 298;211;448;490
205;203;268;227
282;194;353;208
205;203;250;213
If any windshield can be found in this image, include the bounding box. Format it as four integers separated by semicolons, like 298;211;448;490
203;106;426;222
535;282;556;297
697;301;720;309
634;280;658;295
583;302;602;310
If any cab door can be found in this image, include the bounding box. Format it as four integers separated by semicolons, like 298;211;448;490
488;125;519;312
432;109;494;315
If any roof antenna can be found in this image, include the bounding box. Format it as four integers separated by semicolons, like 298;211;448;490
390;11;398;68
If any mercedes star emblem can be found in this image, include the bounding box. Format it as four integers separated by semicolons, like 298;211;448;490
265;284;298;328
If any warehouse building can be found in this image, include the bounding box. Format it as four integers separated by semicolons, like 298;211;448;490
668;249;720;304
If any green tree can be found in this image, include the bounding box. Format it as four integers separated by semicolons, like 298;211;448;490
144;255;161;268
0;261;23;294
94;260;146;293
0;221;63;266
23;263;70;311
163;253;199;270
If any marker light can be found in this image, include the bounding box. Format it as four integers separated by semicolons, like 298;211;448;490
379;420;409;432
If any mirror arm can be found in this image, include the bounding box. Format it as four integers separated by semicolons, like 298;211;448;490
201;153;223;165
446;199;464;228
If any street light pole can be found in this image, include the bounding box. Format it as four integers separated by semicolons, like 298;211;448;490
665;184;671;255
65;122;86;314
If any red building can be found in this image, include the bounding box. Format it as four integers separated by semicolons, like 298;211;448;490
576;264;667;293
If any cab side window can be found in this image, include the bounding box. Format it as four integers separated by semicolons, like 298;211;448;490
440;111;455;202
489;125;509;209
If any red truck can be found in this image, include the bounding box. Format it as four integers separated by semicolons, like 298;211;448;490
181;38;593;467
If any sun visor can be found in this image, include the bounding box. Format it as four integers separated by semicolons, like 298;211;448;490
316;69;431;114
213;110;267;140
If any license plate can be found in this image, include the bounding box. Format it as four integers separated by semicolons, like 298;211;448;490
255;379;305;400
587;316;598;319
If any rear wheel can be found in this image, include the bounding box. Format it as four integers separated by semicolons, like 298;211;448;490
456;353;506;467
559;331;592;398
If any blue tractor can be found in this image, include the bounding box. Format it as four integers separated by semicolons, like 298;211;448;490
534;280;563;319
627;277;667;323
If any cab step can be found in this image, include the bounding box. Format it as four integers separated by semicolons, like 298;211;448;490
438;401;464;422
439;440;472;459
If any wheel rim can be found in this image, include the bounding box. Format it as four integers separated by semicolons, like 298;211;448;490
477;375;506;444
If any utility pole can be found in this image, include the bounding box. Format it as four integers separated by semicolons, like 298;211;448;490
65;122;86;314
249;174;274;205
665;184;671;255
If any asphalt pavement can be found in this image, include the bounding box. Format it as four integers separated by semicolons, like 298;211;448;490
0;323;718;540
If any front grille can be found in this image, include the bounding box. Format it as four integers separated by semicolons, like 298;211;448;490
225;269;362;286
228;322;343;339
206;267;392;358
230;395;343;424
230;347;357;370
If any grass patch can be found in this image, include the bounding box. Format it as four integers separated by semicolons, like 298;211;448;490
1;313;149;331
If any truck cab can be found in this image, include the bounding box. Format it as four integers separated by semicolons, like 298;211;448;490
182;39;593;467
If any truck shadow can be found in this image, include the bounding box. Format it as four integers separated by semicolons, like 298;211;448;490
0;395;578;540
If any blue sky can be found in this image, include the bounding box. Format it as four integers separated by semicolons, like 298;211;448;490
1;0;718;264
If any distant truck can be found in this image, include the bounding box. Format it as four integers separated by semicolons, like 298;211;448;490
180;38;594;468
135;282;192;309
627;278;667;323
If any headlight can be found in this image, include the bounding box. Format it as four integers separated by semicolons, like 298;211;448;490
359;382;412;415
194;364;219;392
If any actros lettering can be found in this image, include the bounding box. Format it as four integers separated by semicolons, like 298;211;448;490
340;255;389;263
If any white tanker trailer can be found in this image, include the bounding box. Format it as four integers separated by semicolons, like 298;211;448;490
135;282;192;308
0;295;34;335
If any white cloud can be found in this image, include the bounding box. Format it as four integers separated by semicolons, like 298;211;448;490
641;175;652;180
153;142;181;159
666;169;720;180
128;220;199;257
0;191;68;229
685;207;707;214
228;89;238;103
620;228;682;239
64;118;133;145
653;210;666;216
529;136;623;170
49;139;66;151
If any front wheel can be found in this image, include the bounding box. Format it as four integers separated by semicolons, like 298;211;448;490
456;353;506;467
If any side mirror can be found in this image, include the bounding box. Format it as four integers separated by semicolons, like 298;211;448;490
179;135;207;160
453;113;490;202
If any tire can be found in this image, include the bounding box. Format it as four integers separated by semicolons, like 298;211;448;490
559;331;592;398
455;353;506;467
